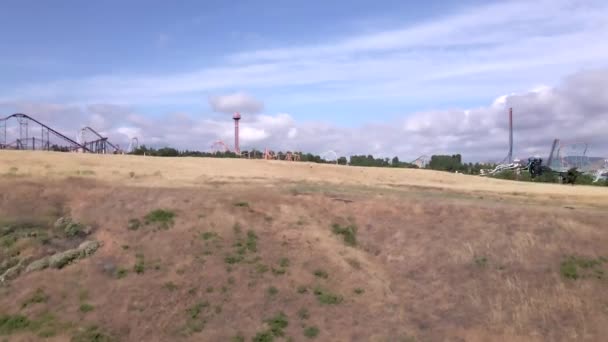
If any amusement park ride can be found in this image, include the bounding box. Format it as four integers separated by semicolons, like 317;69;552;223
0;113;137;154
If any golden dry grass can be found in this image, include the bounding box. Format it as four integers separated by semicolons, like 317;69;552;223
1;151;607;341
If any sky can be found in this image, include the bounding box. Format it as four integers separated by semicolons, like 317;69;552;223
1;0;607;161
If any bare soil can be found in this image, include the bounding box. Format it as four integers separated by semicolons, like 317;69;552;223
1;151;607;341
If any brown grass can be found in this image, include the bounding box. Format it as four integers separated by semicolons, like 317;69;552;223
0;151;607;341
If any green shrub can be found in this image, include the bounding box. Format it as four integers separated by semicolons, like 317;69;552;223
331;224;357;246
297;308;309;320
79;303;94;313
0;314;30;334
313;287;342;305
265;312;288;337
201;232;218;240
267;286;278;296
303;326;319;339
134;254;145;274
127;218;141;230
297;285;308;294
233;202;249;208
279;258;290;267
354;288;365;295
144;209;175;229
21;288;49;308
313;269;328;279
71;325;112;342
246;230;258;252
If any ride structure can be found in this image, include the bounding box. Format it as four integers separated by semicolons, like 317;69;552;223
1;113;90;152
78;126;122;154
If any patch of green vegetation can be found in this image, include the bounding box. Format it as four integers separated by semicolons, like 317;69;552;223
255;263;269;274
271;267;286;275
252;331;274;342
0;313;68;338
225;254;244;264
127;218;141;231
265;312;288;337
313;287;342;305
79;303;94;313
297;285;308;294
115;268;128;279
354;288;365;295
144;209;175;229
201;232;218;240
121;244;130;250
64;222;86;237
279;258;290;268
206;286;214;293
164;282;178;291
267;286;278;296
331;223;357;246
187;301;209;319
297;308;309;320
246;230;258;252
0;314;30;335
21;288;49;308
134;254;145;274
233;202;249;208
474;256;488;267
313;269;329;279
71;325;112;342
303;326;319;339
76;170;96;176
346;258;361;269
560;255;606;280
231;333;245;342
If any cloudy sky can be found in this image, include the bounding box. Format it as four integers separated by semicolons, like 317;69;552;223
1;0;607;161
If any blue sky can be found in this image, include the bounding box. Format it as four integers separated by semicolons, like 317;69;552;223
1;0;607;160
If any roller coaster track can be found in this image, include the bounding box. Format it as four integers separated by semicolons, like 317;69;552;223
79;126;122;153
1;113;91;152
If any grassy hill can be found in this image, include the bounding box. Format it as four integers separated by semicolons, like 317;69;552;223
1;151;607;341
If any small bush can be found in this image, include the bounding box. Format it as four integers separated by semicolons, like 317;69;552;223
134;254;145;274
474;256;488;267
206;286;214;293
21;288;49;308
297;285;308;294
265;312;288;337
346;258;361;269
187;301;209;319
164;282;178;291
253;331;274;342
560;256;606;280
144;209;175;229
313;269;329;279
71;325;112;342
354;288;365;295
233;202;249;208
279;258;290;267
313;287;342;305
246;230;258;252
267;286;278;296
225;254;244;264
115;268;128;279
231;333;245;342
331;224;357;246
79;303;94;313
256;264;269;274
303;326;319;339
0;314;30;334
297;308;310;320
127;218;141;231
201;232;218;240
271;267;286;275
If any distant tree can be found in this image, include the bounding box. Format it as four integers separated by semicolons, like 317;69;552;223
337;156;348;165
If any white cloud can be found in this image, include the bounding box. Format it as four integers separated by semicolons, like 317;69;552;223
3;69;607;161
208;92;264;114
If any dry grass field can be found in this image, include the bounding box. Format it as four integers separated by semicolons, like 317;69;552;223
1;151;607;341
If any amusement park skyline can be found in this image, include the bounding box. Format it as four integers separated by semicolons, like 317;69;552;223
1;0;608;161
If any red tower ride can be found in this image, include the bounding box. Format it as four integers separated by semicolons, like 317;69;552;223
233;112;241;155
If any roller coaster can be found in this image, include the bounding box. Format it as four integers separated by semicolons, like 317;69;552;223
0;113;123;154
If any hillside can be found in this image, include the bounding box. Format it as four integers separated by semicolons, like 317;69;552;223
1;151;608;341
